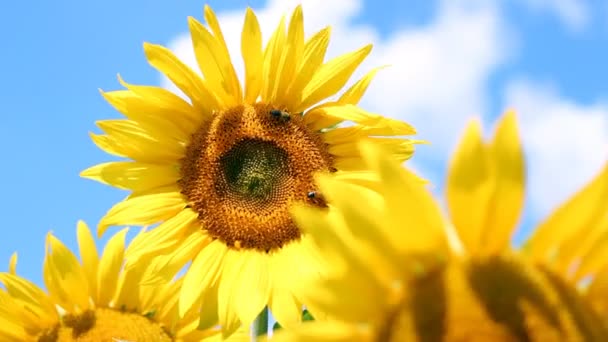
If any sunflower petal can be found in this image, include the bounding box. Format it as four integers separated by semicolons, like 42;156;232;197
297;44;372;112
203;5;242;101
232;251;270;325
96;228;128;306
217;250;247;337
241;7;263;103
0;273;59;327
338;66;385;105
98;190;185;237
180;240;228;317
44;233;91;311
272;321;368;342
100;89;194;141
481;111;525;254
125;209;198;269
141;230;208;286
526;162;608;263
261;15;286;104
76;221;99;300
274;5;304;106
8;253;17;275
189;16;240;107
143;42;221;114
80;161;179;192
360;141;448;256
445;119;493;254
305;104;416;134
95;119;185;162
284;27;331;110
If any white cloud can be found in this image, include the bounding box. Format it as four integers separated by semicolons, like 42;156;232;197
516;0;590;32
505;79;608;218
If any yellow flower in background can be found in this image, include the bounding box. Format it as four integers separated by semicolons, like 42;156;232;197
282;111;608;341
0;222;228;342
80;4;418;334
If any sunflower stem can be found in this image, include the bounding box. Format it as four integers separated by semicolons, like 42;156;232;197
253;307;269;337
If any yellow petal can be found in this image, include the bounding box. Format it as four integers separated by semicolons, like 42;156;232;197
359;141;449;256
445;119;493;254
98;190;185;237
44;233;90;312
80;161;179;192
322;125;416;144
140;230;208;286
526;162;608;263
338;66;385;105
271;320;368;342
112;260;145;311
89;132;126;158
261;15;286;103
313;174;404;283
188;16;240;107
76;221;99;301
110;78;200;124
232;251;270;325
203;5;242;101
481;110;525;254
241;7;263;103
585;267;608;318
100;88;195;141
573;227;608;280
555;211;608;278
0;273;59;328
329;138;417;163
96;228;128;306
179;240;228;317
217;250;246;337
143;42;221;114
125;209;198;269
95;119;185;162
8;253;17;275
196;284;220;331
304;104;416;134
284;27;331;110
297;44;372;112
274;5;304;106
332;156;370;171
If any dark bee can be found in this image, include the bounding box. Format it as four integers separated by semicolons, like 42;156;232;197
270;109;291;122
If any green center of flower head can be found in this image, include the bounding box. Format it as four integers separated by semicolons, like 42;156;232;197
220;139;290;202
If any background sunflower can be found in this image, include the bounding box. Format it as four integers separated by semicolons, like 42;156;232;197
282;112;608;341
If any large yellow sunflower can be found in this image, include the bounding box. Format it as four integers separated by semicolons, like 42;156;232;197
0;221;231;342
80;4;418;334
283;111;608;341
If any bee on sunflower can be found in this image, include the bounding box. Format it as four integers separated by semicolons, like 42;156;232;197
81;4;419;336
280;111;608;341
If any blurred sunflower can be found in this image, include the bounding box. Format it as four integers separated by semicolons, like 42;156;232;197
284;111;608;341
0;221;231;342
80;4;418;334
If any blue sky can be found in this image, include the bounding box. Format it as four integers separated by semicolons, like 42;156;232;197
1;0;607;286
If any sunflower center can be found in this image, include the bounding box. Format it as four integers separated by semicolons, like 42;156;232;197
220;139;289;203
37;308;172;342
375;257;608;341
180;103;334;251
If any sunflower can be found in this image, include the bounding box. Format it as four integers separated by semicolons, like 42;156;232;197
80;4;418;334
283;111;608;341
0;221;231;342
